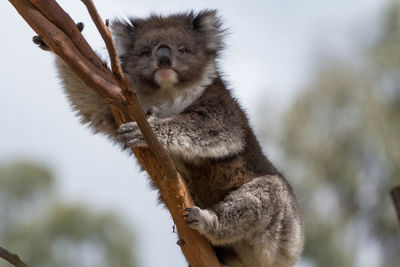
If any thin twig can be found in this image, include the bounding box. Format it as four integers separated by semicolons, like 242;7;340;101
0;246;29;267
80;0;178;178
81;0;126;85
391;186;400;225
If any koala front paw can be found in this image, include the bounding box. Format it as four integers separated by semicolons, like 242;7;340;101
32;35;51;51
33;22;84;51
183;206;217;233
118;122;146;147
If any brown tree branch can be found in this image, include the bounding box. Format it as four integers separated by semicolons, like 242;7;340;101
81;0;125;84
31;0;110;75
391;186;400;225
0;246;29;267
80;0;178;181
10;0;125;103
8;0;221;266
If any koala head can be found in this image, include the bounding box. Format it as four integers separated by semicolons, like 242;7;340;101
111;10;224;95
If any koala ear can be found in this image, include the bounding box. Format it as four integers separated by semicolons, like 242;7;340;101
111;18;141;54
193;10;224;53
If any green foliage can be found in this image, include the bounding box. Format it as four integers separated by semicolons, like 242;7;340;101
0;161;52;205
0;161;137;267
259;1;400;266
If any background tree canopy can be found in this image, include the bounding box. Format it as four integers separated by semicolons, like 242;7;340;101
0;161;137;267
259;0;400;266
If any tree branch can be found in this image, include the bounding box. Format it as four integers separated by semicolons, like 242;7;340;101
0;246;29;267
391;186;400;225
8;0;221;266
81;0;125;84
78;0;177;177
31;0;109;73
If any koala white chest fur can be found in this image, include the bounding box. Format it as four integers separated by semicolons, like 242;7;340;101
136;61;217;118
34;9;304;267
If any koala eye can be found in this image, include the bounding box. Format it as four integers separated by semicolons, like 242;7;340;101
178;47;191;54
138;47;152;57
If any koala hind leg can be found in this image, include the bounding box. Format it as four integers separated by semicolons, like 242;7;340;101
184;175;303;267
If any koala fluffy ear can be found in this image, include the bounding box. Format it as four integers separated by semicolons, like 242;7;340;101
111;18;141;55
193;10;224;54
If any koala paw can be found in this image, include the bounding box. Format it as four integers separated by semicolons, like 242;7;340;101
32;35;50;51
118;122;146;147
183;206;216;233
76;22;84;32
33;22;84;51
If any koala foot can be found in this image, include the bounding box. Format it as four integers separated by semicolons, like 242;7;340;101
183;206;217;233
33;22;84;51
76;22;84;32
32;35;51;51
118;122;146;147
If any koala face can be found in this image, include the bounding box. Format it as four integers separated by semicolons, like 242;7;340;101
112;10;223;95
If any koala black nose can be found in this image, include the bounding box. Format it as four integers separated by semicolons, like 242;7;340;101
156;45;172;67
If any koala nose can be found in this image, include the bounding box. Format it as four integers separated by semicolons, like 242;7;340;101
156;45;172;67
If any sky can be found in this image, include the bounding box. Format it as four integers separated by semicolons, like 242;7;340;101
0;0;389;266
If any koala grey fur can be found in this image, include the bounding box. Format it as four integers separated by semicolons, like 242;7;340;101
34;10;303;267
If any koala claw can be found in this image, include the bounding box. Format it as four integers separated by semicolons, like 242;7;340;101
183;206;216;232
118;121;139;133
183;206;199;220
33;22;84;51
32;35;50;51
118;122;146;147
76;22;84;32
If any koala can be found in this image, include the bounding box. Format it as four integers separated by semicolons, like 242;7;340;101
33;10;303;267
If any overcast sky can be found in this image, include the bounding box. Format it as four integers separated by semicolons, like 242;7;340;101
0;1;389;266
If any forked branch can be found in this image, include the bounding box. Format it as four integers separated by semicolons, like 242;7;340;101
8;0;221;266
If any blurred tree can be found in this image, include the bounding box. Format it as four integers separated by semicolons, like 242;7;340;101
258;0;400;266
0;161;137;267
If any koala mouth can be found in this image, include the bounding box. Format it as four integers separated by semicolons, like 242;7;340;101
154;68;178;88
